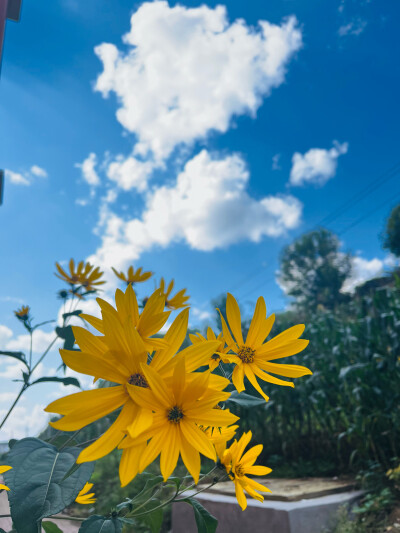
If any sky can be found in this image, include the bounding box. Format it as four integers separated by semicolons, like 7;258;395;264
0;0;399;440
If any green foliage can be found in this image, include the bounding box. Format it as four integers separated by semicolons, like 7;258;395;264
42;522;64;533
30;376;81;388
279;228;352;312
4;438;94;533
182;499;218;533
383;204;400;257
0;351;29;369
79;516;122;533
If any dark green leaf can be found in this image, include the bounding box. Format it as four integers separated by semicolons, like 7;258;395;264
62;310;83;321
42;522;64;533
0;528;7;533
4;437;94;533
226;391;265;408
78;516;122;533
8;439;17;449
139;502;163;533
55;326;76;350
0;351;29;369
183;498;218;533
30;377;81;388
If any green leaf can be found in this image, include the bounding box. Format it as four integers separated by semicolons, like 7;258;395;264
55;326;76;350
139;502;163;533
183;498;218;533
42;522;64;533
78;516;122;533
4;437;94;533
62;310;83;321
0;350;29;369
226;391;265;408
131;473;164;505
0;529;7;533
30;377;81;388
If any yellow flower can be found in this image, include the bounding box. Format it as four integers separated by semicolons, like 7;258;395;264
45;286;225;470
218;293;311;401
55;259;105;290
75;482;96;504
121;361;239;484
190;328;231;371
220;431;271;510
0;465;12;491
112;266;153;285
159;278;189;310
204;424;239;457
14;306;30;320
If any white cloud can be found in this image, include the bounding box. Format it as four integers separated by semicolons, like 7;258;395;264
191;307;213;322
5;165;49;186
107;155;156;192
289;141;348;187
0;325;13;345
338;18;367;37
30;165;48;178
342;255;397;293
94;2;302;161
76;153;101;187
272;153;281;171
0;402;49;440
5;169;30;186
90;149;302;270
6;330;60;354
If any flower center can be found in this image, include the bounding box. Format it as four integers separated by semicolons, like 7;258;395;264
237;345;255;364
128;373;149;388
167;405;184;424
234;464;245;477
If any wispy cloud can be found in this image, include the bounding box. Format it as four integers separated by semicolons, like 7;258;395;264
5;165;49;186
338;18;367;37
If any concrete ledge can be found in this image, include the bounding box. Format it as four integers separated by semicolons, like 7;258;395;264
171;489;364;533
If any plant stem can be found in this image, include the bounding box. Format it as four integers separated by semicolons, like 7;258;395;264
29;331;33;368
0;384;27;430
31;336;58;374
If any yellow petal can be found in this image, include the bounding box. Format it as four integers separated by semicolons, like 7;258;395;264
60;349;128;384
80;313;104;334
240;444;263;466
77;402;135;463
179;432;201;484
180;420;216;461
245;297;266;346
243;366;270;401
261;324;306;351
235;481;247;510
245;465;272;476
0;484;10;491
119;443;147;487
127;407;153;439
141;365;174;406
251;364;295;388
226;293;244;346
139;428;168;472
0;466;12;475
253;314;275;347
160;425;180;481
232;364;245;393
259;362;312;378
45;386;127;415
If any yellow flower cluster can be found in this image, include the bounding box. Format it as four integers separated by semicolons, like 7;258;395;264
45;272;311;510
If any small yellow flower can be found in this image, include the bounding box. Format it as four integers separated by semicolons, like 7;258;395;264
204;424;239;457
220;431;271;510
159;278;189;310
0;465;12;491
219;293;311;401
112;266;153;285
55;259;105;290
75;482;96;504
14;306;30;320
190;328;231;371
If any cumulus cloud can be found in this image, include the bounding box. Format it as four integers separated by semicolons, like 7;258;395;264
90;150;302;269
0;325;13;345
107;156;156;192
76;153;101;188
289;141;348;187
0;402;49;440
94;1;302;162
342;255;397;293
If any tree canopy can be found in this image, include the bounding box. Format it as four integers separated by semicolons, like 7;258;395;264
278;228;352;311
383;204;400;257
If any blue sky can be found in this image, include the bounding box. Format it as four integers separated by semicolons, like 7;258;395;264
0;0;399;439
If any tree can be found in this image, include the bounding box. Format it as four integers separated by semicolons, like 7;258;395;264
278;228;352;312
383;204;400;257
